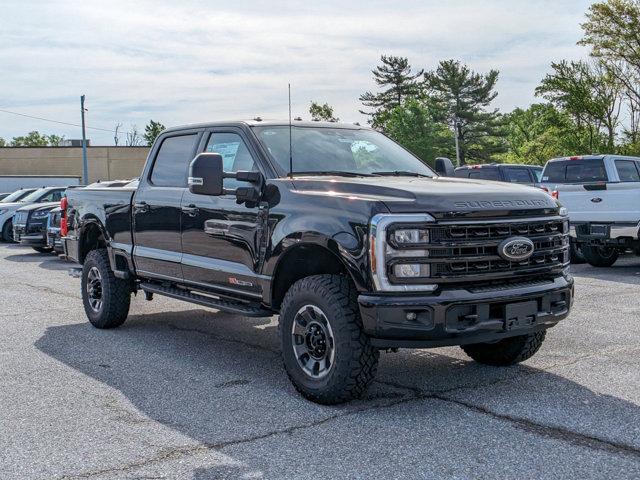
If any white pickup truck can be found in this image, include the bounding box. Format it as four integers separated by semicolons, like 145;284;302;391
541;155;640;267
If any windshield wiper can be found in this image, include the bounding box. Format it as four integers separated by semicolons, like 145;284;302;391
291;170;373;177
371;170;430;178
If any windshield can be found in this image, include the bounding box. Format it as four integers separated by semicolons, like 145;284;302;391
252;126;435;177
0;189;35;203
20;188;49;203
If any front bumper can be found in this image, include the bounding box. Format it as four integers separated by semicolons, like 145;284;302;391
47;228;63;252
570;221;640;241
13;225;47;246
358;275;574;349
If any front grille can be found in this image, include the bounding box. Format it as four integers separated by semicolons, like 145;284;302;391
388;218;569;284
13;211;28;225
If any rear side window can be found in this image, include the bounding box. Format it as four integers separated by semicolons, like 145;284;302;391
504;167;532;183
468;168;500;180
530;167;543;182
615;160;640;182
543;159;608;183
150;134;199;187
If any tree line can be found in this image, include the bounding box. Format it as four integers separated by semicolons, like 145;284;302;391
309;0;640;166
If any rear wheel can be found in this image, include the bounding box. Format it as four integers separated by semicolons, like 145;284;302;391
279;274;379;404
32;246;53;253
461;331;546;366
581;244;619;267
569;242;586;264
81;249;131;329
1;220;13;242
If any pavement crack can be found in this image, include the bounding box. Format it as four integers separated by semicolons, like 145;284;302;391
12;281;80;299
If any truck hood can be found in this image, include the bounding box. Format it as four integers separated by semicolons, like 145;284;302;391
292;175;558;216
16;202;58;213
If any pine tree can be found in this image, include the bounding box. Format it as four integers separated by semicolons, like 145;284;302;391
425;59;506;164
359;55;424;128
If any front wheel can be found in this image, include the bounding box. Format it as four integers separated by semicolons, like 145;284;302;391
279;275;379;404
81;249;131;329
1;220;13;242
581;244;619;267
461;331;546;366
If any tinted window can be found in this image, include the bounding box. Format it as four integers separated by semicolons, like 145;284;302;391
542;159;608;183
150;134;198;187
530;167;543;182
468;168;500;180
0;189;36;203
615;160;640;182
504;167;532;183
206;132;257;189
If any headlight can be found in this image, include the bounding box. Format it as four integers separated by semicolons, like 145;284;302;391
391;228;430;245
370;214;437;292
559;206;568;216
32;210;50;218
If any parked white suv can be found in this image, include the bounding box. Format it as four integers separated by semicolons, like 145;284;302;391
541;155;640;267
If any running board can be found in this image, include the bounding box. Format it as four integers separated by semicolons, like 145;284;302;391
139;282;273;317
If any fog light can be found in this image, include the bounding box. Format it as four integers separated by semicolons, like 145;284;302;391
393;263;430;278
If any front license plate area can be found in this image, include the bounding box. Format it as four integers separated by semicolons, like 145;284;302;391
589;224;609;237
504;300;538;331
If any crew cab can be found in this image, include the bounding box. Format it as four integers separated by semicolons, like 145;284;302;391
454;163;543;186
63;120;573;404
541;155;640;267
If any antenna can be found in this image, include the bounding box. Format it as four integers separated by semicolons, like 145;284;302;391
288;83;293;178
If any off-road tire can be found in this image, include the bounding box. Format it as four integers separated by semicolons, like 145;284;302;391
2;220;13;242
569;242;586;264
461;331;546;366
279;274;379;404
82;248;131;329
581;244;619;267
32;246;53;253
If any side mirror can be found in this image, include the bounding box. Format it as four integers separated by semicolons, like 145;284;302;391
188;152;265;206
189;153;224;196
434;157;455;177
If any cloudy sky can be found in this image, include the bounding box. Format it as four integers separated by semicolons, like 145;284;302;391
1;0;593;145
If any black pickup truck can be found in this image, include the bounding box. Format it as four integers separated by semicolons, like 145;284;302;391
64;120;574;404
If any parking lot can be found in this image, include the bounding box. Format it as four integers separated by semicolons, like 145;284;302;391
1;242;639;479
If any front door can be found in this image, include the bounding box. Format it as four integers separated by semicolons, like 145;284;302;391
180;129;265;300
133;132;200;280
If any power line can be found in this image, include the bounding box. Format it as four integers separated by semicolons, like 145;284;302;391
0;108;127;136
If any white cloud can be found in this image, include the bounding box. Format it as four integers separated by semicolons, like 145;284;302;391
0;0;592;144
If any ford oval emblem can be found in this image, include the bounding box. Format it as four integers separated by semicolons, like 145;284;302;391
498;236;535;262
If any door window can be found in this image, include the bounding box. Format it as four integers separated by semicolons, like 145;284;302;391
615;160;640;182
504;167;533;184
40;189;63;202
205;132;257;189
150;134;199;187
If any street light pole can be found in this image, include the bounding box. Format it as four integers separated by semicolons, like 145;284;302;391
453;116;461;167
80;95;88;185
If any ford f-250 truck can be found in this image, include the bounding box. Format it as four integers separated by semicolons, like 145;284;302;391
64;120;574;404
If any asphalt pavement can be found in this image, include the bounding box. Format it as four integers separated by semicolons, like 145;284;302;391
1;242;639;479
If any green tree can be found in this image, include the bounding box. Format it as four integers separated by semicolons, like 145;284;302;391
46;134;65;146
380;98;453;166
535;60;622;151
309;102;339;122
143;120;165;146
359;55;424;128
11;131;50;146
500;104;597;165
425;59;506;164
0;138;5;147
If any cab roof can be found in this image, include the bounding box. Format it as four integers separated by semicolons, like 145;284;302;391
163;119;369;134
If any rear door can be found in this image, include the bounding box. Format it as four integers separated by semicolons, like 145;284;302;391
503;167;534;185
132;131;201;281
180;128;265;300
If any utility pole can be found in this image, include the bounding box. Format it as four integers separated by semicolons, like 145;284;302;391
453;116;461;167
80;95;89;185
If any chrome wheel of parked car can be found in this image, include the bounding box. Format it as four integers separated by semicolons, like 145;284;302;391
291;304;336;379
86;266;103;312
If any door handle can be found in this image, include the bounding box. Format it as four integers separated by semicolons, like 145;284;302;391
134;201;149;213
181;204;199;217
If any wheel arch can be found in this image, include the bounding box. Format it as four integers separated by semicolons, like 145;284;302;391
78;217;109;264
